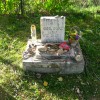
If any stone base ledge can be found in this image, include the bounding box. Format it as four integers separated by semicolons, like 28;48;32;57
23;40;84;74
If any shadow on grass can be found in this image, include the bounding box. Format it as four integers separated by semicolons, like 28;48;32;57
0;14;41;42
0;56;22;72
0;86;16;100
0;10;100;42
22;70;100;99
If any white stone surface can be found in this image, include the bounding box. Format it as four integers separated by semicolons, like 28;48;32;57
23;40;84;74
40;16;65;43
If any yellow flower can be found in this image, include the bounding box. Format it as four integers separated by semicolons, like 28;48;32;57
43;81;48;86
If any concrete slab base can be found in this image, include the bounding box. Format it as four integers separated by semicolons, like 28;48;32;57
23;40;84;74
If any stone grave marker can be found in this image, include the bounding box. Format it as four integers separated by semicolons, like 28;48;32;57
40;16;65;43
23;16;84;74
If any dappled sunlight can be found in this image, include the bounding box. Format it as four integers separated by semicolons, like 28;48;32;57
0;1;100;99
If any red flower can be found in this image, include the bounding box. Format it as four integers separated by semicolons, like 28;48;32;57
59;42;70;50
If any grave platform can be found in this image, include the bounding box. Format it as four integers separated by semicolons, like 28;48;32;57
23;40;84;74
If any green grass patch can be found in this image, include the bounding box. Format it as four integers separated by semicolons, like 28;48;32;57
0;11;100;100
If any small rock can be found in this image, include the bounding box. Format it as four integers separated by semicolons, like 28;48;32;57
64;50;68;53
75;54;82;61
66;60;71;64
38;46;47;52
76;87;80;94
27;45;36;54
70;48;75;57
23;52;30;59
57;48;64;55
49;49;56;52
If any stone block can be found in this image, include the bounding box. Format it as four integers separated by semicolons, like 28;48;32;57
40;16;65;43
23;40;84;74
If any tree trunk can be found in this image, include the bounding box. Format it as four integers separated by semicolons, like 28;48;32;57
93;0;100;6
20;0;24;15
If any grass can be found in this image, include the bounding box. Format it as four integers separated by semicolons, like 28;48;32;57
0;10;100;100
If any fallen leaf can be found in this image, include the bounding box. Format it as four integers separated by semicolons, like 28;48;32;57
76;87;80;94
58;77;63;81
43;81;48;86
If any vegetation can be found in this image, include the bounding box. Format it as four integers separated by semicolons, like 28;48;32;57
0;0;100;100
0;0;100;15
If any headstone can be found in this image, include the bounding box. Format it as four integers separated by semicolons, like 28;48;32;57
23;16;85;74
40;16;65;43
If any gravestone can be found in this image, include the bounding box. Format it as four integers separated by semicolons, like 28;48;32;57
40;16;65;42
23;16;84;74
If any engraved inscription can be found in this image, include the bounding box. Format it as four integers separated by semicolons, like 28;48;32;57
41;16;65;42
